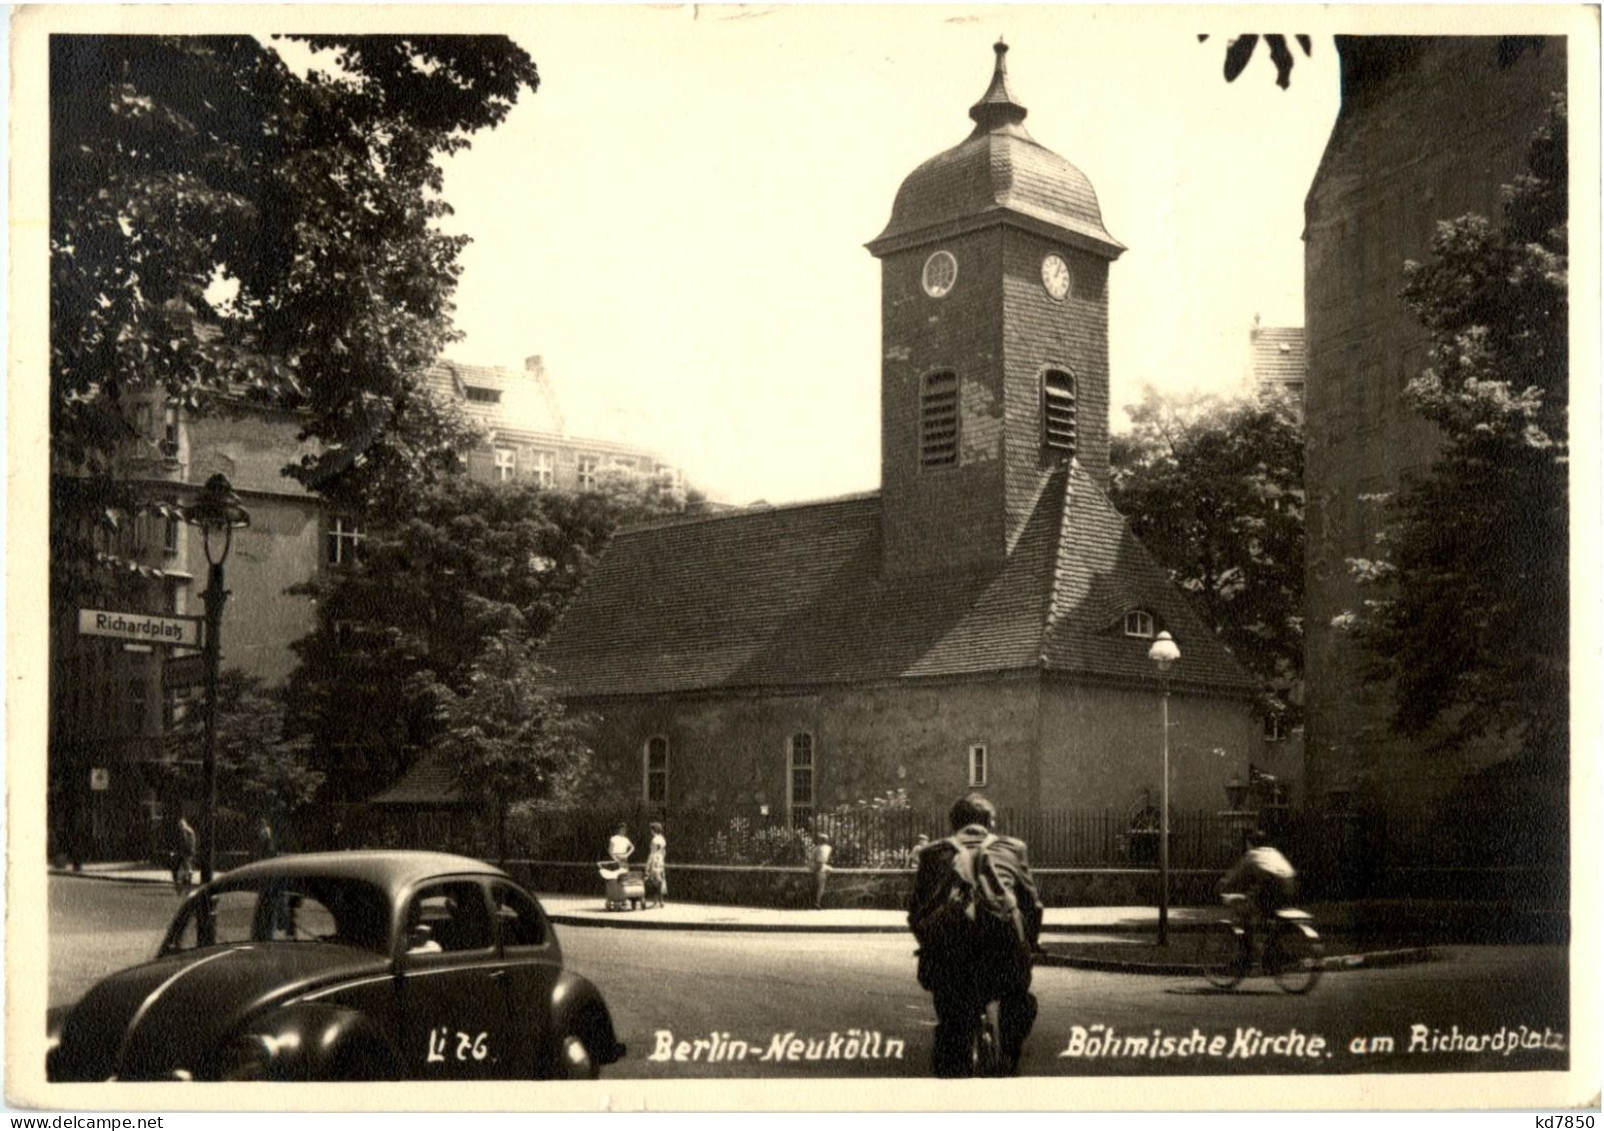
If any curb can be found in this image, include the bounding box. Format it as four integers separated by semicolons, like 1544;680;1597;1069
50;869;174;887
546;913;909;934
1036;945;1439;976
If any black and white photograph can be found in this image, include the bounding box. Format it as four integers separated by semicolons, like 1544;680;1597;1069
7;3;1598;1113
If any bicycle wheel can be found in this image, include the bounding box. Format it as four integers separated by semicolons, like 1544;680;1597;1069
971;1001;1004;1077
1269;921;1324;994
1201;921;1247;989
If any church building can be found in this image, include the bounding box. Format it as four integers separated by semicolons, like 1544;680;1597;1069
541;43;1261;824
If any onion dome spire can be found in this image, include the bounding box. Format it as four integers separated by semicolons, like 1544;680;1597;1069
969;38;1029;135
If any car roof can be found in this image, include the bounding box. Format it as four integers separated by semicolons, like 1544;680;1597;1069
214;851;509;892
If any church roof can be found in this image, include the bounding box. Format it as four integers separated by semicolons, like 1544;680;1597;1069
541;465;1255;699
868;41;1124;260
1250;325;1307;388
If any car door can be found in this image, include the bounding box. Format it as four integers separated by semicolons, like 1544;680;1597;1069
489;881;565;1075
393;878;514;1079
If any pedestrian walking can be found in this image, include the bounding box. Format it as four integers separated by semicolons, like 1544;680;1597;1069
172;816;197;894
254;817;276;861
644;821;668;908
810;832;833;909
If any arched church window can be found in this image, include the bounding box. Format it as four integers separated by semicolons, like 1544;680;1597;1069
787;732;815;825
643;736;669;808
1043;369;1077;455
920;371;959;469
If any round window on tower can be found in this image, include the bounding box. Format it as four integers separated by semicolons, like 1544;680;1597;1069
921;250;958;298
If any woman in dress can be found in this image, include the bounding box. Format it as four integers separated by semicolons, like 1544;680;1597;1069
644;821;668;908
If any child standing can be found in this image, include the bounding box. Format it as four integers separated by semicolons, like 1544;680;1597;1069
810;833;833;909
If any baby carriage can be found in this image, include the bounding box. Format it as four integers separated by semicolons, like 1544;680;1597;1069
597;860;646;911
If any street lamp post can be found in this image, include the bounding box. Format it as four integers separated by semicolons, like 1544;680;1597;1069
1147;630;1180;947
182;474;250;885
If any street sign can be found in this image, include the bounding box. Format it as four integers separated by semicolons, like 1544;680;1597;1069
163;652;208;692
90;768;110;792
78;608;203;648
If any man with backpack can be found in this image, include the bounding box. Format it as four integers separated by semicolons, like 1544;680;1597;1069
908;792;1043;1077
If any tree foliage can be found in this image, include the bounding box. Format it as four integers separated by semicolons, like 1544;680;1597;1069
1110;387;1305;713
1343;95;1567;763
435;629;594;863
1197;34;1312;89
50;35;539;601
285;471;700;800
163;670;324;822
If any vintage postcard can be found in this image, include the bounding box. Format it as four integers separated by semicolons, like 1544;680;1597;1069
7;2;1599;1113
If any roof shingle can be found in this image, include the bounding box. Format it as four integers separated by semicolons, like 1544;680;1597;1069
541;467;1255;698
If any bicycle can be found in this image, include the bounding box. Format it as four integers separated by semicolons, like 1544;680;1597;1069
1202;892;1324;994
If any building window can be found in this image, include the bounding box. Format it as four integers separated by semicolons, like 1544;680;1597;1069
968;744;988;788
464;386;502;405
788;732;815;825
920;371;959;469
327;516;365;567
494;447;516;483
1123;610;1155;638
644;736;669;808
1043;369;1077;454
1264;714;1288;743
161;406;180;457
531;450;555;488
577;455;600;490
127;678;147;736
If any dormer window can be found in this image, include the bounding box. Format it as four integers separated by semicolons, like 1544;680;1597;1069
920;370;959;469
1123;610;1155;638
1043;370;1077;455
465;386;502;405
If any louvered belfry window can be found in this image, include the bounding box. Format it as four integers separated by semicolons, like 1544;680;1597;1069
920;370;959;468
1043;369;1077;454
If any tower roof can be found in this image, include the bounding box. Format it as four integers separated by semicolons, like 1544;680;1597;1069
868;41;1124;259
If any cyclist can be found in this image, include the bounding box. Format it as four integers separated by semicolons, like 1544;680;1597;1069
908;792;1042;1077
1216;828;1297;955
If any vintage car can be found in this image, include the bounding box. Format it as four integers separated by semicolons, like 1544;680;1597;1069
48;851;625;1082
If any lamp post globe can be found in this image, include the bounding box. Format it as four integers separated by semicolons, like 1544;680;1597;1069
1147;631;1180;946
181;474;250;885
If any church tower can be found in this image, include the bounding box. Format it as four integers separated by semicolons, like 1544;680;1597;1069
868;41;1124;579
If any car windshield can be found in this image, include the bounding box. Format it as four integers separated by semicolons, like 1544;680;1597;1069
166;876;392;956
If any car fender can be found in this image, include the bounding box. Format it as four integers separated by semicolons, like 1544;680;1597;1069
221;1003;401;1081
547;970;625;1067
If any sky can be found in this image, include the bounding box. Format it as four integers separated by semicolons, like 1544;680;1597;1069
431;8;1342;504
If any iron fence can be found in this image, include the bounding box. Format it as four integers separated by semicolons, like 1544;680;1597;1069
281;803;1279;870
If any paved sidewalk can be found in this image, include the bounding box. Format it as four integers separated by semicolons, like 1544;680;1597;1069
47;861;1309;935
49;863;1441;973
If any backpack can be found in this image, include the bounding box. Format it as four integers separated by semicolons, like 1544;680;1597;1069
910;834;1028;963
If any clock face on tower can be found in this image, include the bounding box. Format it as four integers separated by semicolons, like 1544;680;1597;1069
922;250;958;298
1041;254;1072;301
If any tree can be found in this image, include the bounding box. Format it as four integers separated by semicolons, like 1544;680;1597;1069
49;35;539;603
285;471;699;800
435;630;593;864
1342;95;1567;764
163;670;324;827
1110;387;1305;716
